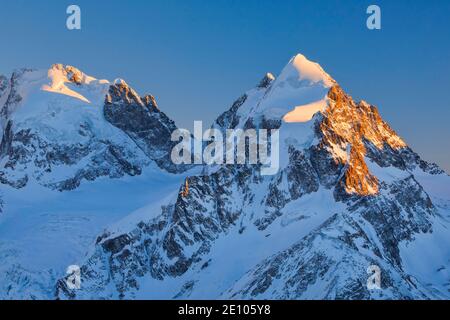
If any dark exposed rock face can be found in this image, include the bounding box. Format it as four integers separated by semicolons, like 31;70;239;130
0;120;13;158
0;118;146;191
0;70;27;120
56;165;256;298
225;174;436;299
224;215;422;299
104;81;188;174
0;75;8;106
214;94;247;130
313;85;443;200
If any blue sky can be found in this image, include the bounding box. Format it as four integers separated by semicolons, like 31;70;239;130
1;0;449;171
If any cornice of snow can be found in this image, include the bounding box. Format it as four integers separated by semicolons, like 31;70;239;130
41;64;110;103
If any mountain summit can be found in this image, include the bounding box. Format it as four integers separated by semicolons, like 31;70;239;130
1;54;449;300
283;53;335;86
0;64;185;191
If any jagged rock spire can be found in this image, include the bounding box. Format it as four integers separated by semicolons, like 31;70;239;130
180;178;189;197
257;73;275;88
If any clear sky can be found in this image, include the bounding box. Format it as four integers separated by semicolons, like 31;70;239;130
1;0;449;172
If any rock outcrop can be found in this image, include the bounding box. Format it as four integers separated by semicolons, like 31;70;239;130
104;80;188;174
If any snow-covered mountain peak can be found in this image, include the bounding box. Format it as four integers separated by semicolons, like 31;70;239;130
283;53;335;87
0;63;189;191
238;53;336;123
113;78;129;87
49;64;99;85
107;78;144;107
47;64;109;88
5;64;111;131
41;64;110;104
106;79;160;112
